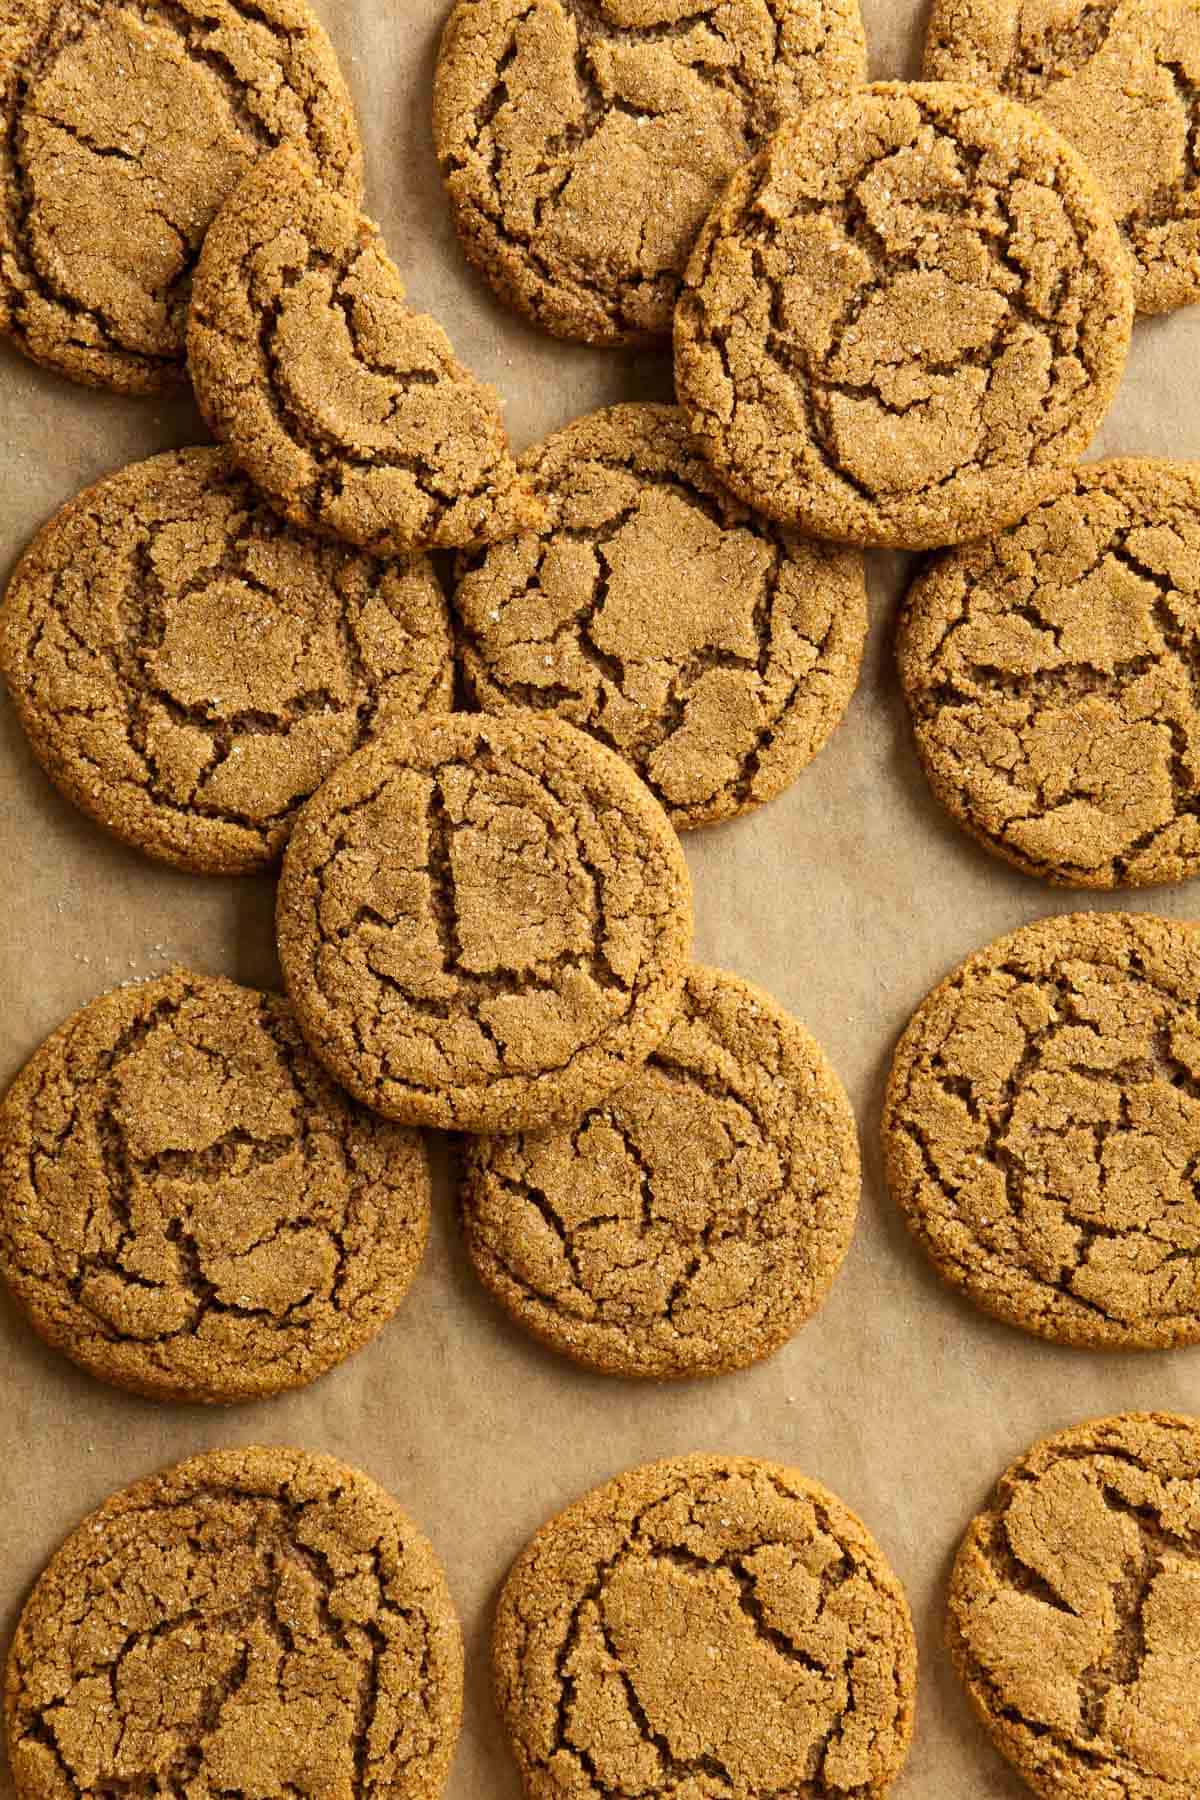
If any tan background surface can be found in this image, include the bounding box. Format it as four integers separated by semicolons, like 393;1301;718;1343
1;2;1199;1794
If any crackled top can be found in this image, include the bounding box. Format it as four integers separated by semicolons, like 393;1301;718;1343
187;146;542;555
674;82;1134;550
3;1445;464;1799
0;969;432;1402
883;912;1200;1349
462;965;860;1377
0;447;454;876
494;1453;917;1797
276;713;693;1134
948;1412;1200;1800
898;459;1200;890
432;0;866;346
0;0;363;392
453;404;867;829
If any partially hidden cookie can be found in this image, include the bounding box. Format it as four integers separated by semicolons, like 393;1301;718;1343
0;447;454;876
925;0;1200;315
494;1452;917;1797
461;964;860;1378
882;911;1200;1350
276;713;693;1134
453;404;868;829
0;0;363;393
947;1411;1200;1799
187;145;542;555
674;82;1135;550
5;1445;463;1797
0;968;432;1403
899;459;1200;890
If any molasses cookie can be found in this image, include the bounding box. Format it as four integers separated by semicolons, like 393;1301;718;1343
454;404;868;828
0;968;432;1403
675;82;1135;550
276;713;693;1135
494;1452;917;1797
0;0;363;393
188;145;542;555
0;447;454;876
432;0;867;347
4;1445;463;1798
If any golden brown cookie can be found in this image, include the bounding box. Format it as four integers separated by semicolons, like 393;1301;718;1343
0;968;432;1403
187;145;542;555
453;404;868;829
925;0;1200;316
898;459;1200;890
431;0;867;347
276;712;694;1134
674;82;1135;551
4;1445;463;1798
0;447;454;876
494;1452;917;1797
461;964;860;1377
882;911;1200;1350
947;1412;1200;1799
0;0;363;393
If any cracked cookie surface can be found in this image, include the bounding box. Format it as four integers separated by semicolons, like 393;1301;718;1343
187;145;542;555
0;0;363;393
4;1444;464;1799
674;82;1134;550
494;1452;917;1797
0;968;432;1402
898;459;1200;890
276;712;694;1134
461;964;860;1378
431;0;866;347
453;404;867;829
924;0;1200;316
882;912;1200;1350
0;447;454;876
947;1411;1200;1799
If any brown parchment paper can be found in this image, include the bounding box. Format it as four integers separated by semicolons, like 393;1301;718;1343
2;3;1200;1794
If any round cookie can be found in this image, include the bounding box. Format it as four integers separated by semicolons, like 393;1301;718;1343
432;0;866;349
674;82;1135;551
0;447;454;876
0;0;363;393
187;145;542;555
4;1445;463;1798
276;713;693;1134
947;1412;1200;1800
898;459;1200;890
924;0;1200;316
0;968;432;1403
494;1452;917;1797
461;964;861;1378
453;404;868;829
882;911;1200;1350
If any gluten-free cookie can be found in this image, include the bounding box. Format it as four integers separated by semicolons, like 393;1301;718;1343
925;0;1200;315
675;83;1135;550
432;0;866;347
0;968;432;1403
188;145;542;555
454;404;868;829
0;0;363;393
276;713;694;1134
948;1412;1200;1799
5;1445;463;1798
883;911;1200;1350
0;447;454;876
898;459;1200;889
461;965;860;1378
494;1452;917;1797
